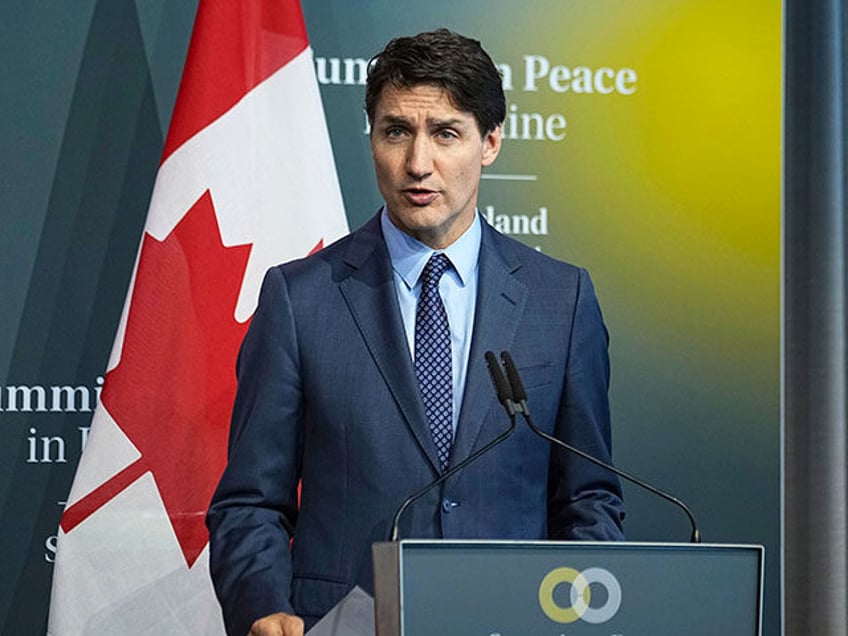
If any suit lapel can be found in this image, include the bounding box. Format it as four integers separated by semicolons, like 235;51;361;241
338;217;442;473
337;216;529;473
451;224;528;465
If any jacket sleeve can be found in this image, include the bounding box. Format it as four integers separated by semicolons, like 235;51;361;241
206;266;303;635
547;267;626;540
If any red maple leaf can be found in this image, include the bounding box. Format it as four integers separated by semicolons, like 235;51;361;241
62;191;252;567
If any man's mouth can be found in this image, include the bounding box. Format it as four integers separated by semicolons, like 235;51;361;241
403;188;438;206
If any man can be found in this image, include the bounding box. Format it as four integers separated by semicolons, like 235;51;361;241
207;28;625;636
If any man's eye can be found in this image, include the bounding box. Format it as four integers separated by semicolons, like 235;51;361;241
386;127;405;138
437;130;458;140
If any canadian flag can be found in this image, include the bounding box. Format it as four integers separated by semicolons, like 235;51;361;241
47;1;348;633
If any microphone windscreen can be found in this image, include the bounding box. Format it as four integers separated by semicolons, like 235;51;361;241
485;350;514;406
500;351;528;402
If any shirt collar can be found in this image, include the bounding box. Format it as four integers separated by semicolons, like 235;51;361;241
381;207;482;290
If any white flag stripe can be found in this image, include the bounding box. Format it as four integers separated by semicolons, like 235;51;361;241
107;48;347;371
143;46;348;321
49;474;223;634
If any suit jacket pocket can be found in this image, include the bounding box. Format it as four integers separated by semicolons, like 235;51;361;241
517;362;554;390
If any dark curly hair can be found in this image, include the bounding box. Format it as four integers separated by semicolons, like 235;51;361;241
365;28;506;136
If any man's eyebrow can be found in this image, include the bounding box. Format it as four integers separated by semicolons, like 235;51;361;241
428;117;467;129
377;114;412;126
376;114;469;128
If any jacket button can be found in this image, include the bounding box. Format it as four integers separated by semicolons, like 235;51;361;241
442;498;458;513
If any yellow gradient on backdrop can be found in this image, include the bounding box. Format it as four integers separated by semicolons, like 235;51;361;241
494;1;780;364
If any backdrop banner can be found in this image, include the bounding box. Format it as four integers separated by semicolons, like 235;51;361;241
0;1;780;634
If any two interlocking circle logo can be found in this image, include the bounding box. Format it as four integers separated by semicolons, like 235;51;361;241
538;567;622;624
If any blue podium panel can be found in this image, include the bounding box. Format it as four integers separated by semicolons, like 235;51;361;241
374;541;763;636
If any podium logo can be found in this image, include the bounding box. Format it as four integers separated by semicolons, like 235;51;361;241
538;567;622;624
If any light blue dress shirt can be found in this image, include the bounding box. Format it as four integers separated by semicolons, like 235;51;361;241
380;209;481;436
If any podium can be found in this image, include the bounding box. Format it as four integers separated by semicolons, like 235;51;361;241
373;540;763;636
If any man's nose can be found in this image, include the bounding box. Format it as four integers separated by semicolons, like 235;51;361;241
406;135;434;179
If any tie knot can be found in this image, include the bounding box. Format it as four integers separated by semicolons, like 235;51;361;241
420;253;452;290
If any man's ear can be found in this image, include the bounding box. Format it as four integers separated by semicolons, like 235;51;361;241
481;124;503;167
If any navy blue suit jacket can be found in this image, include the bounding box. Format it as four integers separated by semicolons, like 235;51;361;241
207;214;624;634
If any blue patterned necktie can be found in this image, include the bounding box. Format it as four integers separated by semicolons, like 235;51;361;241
414;253;453;472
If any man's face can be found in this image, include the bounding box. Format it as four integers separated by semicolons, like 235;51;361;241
370;84;502;249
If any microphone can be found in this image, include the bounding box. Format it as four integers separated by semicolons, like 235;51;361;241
484;350;520;415
388;352;518;541
498;350;702;544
